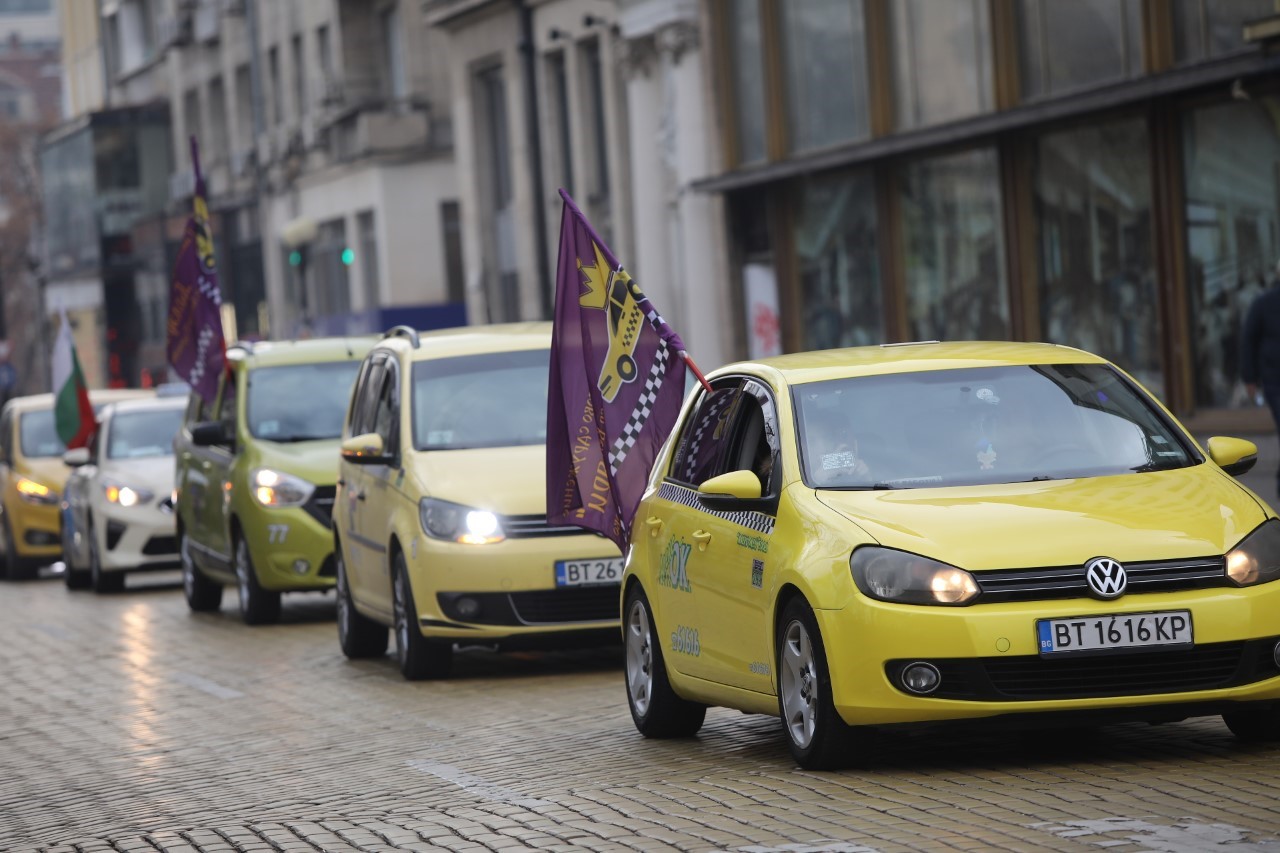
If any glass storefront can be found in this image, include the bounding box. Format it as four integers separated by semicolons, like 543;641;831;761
1016;0;1143;100
900;148;1008;341
726;0;766;165
779;0;870;151
794;172;882;351
1033;119;1160;394
1183;97;1280;408
890;0;992;129
1174;0;1279;63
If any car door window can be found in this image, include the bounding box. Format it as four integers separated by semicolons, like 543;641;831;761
371;362;399;457
350;356;387;438
669;380;746;487
215;375;236;448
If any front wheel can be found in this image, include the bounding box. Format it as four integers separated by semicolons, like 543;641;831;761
777;597;857;770
1;515;37;581
392;551;451;680
181;531;223;612
624;584;705;738
1223;706;1280;742
235;535;280;625
90;529;124;593
62;520;90;590
336;542;387;659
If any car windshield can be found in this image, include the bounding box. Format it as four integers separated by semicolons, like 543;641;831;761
107;408;185;459
413;349;551;450
246;361;361;441
19;404;111;458
794;363;1198;490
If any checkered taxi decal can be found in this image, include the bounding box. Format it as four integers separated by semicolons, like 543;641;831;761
656;481;776;536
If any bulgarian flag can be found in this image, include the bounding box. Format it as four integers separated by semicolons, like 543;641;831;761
52;308;95;449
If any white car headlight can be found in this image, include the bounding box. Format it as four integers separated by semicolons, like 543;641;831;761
251;468;315;507
103;480;155;508
1226;520;1280;587
419;498;505;545
850;546;979;606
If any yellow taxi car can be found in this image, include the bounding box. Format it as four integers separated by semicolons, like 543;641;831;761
622;341;1280;769
0;388;152;580
334;323;622;679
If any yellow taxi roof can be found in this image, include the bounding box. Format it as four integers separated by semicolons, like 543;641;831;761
726;340;1109;387
3;387;153;414
399;322;552;361
227;335;377;369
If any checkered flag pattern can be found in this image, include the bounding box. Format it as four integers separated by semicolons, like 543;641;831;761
608;342;670;475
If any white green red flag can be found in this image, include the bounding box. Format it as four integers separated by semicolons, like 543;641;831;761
51;307;95;449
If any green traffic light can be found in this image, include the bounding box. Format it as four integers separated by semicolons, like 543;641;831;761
289;250;302;267
341;248;354;266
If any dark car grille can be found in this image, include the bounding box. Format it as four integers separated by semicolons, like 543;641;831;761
975;556;1227;603
503;514;599;539
303;486;337;529
438;586;619;626
888;637;1280;701
142;535;177;556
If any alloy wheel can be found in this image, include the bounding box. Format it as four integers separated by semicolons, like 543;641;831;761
235;540;251;610
780;618;818;750
182;537;196;599
393;570;409;664
336;557;351;646
626;598;654;717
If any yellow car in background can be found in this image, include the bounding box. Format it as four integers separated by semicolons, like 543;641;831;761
623;341;1280;769
0;388;152;580
333;323;622;679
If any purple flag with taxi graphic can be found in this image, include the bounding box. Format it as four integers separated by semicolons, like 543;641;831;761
167;136;226;404
547;190;689;550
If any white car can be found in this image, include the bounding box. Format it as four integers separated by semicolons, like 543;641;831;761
61;395;187;592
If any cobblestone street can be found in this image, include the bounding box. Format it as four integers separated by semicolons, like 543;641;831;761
3;558;1280;853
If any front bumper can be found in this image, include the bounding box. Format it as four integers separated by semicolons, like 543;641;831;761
407;532;621;643
818;584;1280;726
97;503;179;573
8;499;61;559
238;492;337;592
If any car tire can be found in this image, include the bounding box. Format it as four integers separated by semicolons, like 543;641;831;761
90;528;125;593
392;551;451;680
336;541;387;659
181;531;222;612
776;597;857;770
1;515;37;581
1223;706;1280;742
624;583;706;738
62;519;90;590
235;534;281;625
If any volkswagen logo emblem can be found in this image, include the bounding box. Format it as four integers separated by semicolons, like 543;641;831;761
1085;557;1127;599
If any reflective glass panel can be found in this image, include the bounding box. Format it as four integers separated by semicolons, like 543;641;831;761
246;361;362;441
1033;119;1160;395
412;349;551;450
727;0;767;165
794;172;883;350
891;0;993;129
1174;0;1279;63
1183;97;1280;407
1017;0;1142;100
107;408;185;459
900;148;1008;341
779;0;870;151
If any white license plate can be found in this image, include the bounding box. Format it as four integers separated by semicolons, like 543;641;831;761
1037;610;1193;655
555;558;623;587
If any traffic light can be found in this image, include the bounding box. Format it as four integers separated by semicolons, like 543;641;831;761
341;248;354;266
289;250;302;267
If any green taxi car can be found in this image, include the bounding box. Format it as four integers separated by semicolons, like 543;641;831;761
175;336;372;623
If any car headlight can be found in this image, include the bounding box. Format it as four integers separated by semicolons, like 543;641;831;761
103;480;155;508
251;468;315;507
16;477;58;505
1226;520;1280;587
419;498;505;545
850;546;980;606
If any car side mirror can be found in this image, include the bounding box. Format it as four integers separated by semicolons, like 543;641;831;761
190;420;229;447
696;469;768;512
341;432;392;465
63;447;90;467
1206;436;1258;477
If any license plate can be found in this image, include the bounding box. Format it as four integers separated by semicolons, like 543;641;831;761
1037;610;1193;655
555;558;623;587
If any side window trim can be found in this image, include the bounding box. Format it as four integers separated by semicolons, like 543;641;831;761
666;376;747;488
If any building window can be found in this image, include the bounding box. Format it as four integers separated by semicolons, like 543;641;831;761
1174;0;1278;63
383;4;407;101
268;46;281;126
795;172;883;350
900;148;1008;341
208;76;229;161
579;37;611;241
891;0;993;129
292;34;306;119
477;64;519;322
442;200;465;305
357;210;379;311
544;50;573;196
313;218;352;320
1034;118;1159;393
182;88;202;166
1017;0;1142;100
234;64;253;152
727;0;767;165
1184;98;1280;408
779;0;871;151
317;24;333;95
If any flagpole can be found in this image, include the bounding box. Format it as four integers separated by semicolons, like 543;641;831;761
678;350;713;393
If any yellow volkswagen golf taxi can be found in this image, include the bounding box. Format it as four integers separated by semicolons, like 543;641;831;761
333;323;622;679
622;341;1280;769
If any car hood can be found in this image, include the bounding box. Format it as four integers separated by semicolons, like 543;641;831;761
253;439;342;486
102;456;175;492
814;464;1269;569
412;445;548;516
20;457;73;493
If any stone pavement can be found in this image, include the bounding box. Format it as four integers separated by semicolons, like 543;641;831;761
2;568;1280;853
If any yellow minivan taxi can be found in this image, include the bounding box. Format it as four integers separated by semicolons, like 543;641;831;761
622;341;1280;769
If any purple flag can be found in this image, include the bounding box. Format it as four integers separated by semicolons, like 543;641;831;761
547;190;689;550
167;136;226;404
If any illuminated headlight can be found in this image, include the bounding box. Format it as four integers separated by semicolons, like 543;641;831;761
104;480;155;508
851;546;980;606
419;498;505;545
1226;520;1280;587
250;468;315;507
16;477;58;505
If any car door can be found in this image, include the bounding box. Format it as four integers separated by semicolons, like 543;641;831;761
355;356;402;617
176;390;211;556
643;379;747;681
343;354;391;614
67;422;103;566
198;372;238;570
